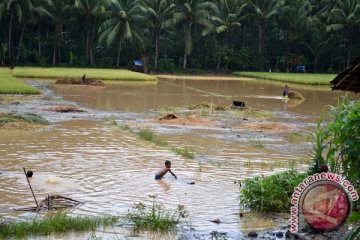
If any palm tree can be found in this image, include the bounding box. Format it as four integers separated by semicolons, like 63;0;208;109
173;0;213;69
0;0;34;66
281;0;311;72
326;0;360;67
302;29;329;72
98;0;146;67
209;0;248;70
44;0;72;65
142;0;175;70
249;0;285;70
75;0;108;65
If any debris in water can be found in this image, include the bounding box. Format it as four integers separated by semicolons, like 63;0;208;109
15;195;83;212
288;91;305;100
210;218;221;224
46;105;85;113
160;113;177;120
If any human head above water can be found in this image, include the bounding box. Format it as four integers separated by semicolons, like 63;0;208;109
165;160;171;168
26;170;33;178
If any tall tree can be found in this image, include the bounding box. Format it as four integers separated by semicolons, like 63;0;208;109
98;0;145;67
173;0;213;69
249;0;285;70
0;0;34;66
326;0;360;67
142;0;175;70
75;0;108;65
209;0;248;70
281;0;311;72
44;0;72;65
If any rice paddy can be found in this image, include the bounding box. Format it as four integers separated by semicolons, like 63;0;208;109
233;72;336;85
10;67;157;81
0;73;41;94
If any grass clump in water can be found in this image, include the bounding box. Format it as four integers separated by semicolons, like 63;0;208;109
125;195;188;231
0;212;119;239
173;146;195;159
248;138;265;148
136;128;168;147
0;113;49;126
239;170;308;212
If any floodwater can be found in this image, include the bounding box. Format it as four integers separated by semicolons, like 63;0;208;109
0;77;358;239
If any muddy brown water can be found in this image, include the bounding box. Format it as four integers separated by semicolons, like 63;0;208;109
0;77;359;239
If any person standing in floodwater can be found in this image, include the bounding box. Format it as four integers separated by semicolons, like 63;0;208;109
282;85;289;99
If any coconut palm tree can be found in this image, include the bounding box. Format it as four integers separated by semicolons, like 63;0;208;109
98;0;146;67
325;0;360;67
209;0;248;70
173;0;213;69
281;0;312;72
75;0;108;65
0;0;34;66
43;0;72;65
142;0;175;70
248;0;285;70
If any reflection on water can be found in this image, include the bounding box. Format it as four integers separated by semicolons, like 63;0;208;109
1;77;358;238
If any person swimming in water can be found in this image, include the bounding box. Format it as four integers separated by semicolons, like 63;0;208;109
155;160;177;180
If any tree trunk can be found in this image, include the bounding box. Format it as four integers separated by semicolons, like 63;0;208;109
346;26;352;68
38;26;42;57
116;39;122;68
314;55;318;73
155;28;160;70
89;19;96;65
285;28;291;72
8;10;14;66
53;20;62;65
86;28;90;60
16;24;26;61
258;17;265;70
183;48;187;69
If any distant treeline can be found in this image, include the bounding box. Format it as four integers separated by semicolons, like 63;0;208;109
0;0;359;72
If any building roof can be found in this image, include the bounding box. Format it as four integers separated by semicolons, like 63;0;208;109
331;56;360;93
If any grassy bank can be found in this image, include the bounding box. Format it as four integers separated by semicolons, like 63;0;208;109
0;73;41;94
233;72;336;85
0;213;118;239
10;67;157;81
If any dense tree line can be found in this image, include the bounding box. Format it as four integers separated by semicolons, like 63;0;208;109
0;0;359;73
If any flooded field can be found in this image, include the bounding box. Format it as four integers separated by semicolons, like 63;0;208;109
0;77;358;239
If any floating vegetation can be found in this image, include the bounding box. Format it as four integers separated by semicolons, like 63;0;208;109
248;138;265;148
287;91;305;100
125;195;188;231
137;128;155;142
0;212;119;239
187;102;226;111
0;113;49;126
55;75;104;86
173;146;196;159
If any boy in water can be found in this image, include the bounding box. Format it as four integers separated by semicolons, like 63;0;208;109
282;85;289;98
155;160;177;180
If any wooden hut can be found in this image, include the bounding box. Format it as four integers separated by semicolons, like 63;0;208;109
331;56;360;93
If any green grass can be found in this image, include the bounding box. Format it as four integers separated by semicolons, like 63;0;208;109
0;73;41;94
0;212;118;239
9;67;156;81
233;72;336;85
125;195;188;231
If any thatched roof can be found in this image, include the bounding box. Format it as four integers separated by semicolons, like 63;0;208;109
331;56;360;93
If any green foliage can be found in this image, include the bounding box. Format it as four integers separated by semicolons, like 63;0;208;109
239;170;308;212
0;212;118;239
308;121;327;174
158;56;176;72
125;195;188;231
248;138;265;148
137;128;155;141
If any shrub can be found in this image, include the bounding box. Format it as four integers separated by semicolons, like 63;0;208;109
125;195;188;231
239;170;308;212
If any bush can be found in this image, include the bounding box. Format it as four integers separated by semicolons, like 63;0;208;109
125;195;188;231
239;170;308;212
158;56;175;72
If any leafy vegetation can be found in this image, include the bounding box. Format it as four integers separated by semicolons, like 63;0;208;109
10;67;156;81
125;195;188;231
239;170;308;212
173;146;196;159
233;72;336;85
308;97;360;189
0;212;118;239
0;0;359;72
0;73;41;94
